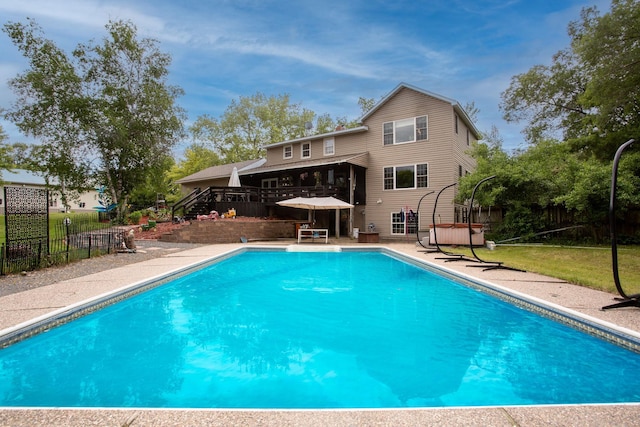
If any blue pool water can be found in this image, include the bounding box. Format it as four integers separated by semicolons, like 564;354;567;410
1;249;640;408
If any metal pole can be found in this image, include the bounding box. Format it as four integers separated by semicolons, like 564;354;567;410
602;139;638;310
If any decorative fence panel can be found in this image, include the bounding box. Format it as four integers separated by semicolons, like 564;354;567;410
1;186;124;275
2;186;49;273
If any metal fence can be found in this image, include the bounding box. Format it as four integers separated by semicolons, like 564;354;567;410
1;214;125;275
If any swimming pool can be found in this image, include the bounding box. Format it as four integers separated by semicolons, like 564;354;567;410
1;247;640;408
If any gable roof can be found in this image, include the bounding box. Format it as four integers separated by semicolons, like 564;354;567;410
176;159;265;184
359;82;481;139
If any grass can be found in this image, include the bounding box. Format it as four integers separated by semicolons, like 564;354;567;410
0;213;637;296
444;244;640;295
0;212;110;242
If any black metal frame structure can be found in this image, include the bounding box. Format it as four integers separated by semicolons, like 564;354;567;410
415;191;436;252
465;176;525;272
428;183;475;262
602;139;638;310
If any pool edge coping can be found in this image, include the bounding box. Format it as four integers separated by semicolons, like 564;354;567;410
0;243;639;414
2;243;639;352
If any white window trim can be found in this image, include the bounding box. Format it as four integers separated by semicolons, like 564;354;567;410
301;142;311;159
283;144;293;159
383;163;429;190
323;138;335;156
390;210;419;236
383;115;428;145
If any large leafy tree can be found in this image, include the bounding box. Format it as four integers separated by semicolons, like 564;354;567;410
167;143;222;182
490;0;640;241
500;0;640;161
190;92;364;163
3;19;185;221
190;93;315;163
128;154;176;209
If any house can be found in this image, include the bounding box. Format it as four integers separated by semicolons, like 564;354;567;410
175;83;480;240
0;169;100;213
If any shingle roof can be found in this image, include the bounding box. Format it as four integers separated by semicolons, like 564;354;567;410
176;159;265;184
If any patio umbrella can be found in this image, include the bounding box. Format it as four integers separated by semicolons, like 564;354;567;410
228;167;241;187
277;196;354;210
277;196;354;237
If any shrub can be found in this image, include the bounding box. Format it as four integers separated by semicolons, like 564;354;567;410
128;210;143;225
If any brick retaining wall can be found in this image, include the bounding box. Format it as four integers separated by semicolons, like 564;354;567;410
160;220;297;244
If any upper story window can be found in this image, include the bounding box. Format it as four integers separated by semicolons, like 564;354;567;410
455;114;459;134
301;142;311;159
283;145;293;159
324;138;335;156
383;115;428;145
383;163;428;190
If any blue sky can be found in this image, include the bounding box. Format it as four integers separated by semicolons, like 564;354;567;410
0;0;611;156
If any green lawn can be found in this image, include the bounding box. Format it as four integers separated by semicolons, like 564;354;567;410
0;212;109;242
0;214;637;296
445;244;640;295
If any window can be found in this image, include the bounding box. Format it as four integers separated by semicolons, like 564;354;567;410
466;129;470;145
283;145;293;159
416;163;428;187
383;115;428;145
383;164;428;190
324;138;335;156
262;178;278;188
301;142;310;159
79;202;86;208
391;209;418;235
455;114;459;134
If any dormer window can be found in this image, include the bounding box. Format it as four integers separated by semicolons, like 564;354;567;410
301;142;311;159
324;138;335;156
383;115;428;145
283;145;293;159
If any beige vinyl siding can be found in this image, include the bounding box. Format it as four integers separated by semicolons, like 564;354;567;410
361;87;471;237
259;84;476;239
264;132;368;168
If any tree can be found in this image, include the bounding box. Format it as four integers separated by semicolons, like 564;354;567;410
570;0;640;158
129;154;176;209
500;0;640;161
463;101;480;124
190;93;315;163
3;19;185;222
0;124;15;173
167;143;222;182
500;49;588;145
358;97;376;116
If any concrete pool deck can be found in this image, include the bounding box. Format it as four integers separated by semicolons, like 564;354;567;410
0;240;639;426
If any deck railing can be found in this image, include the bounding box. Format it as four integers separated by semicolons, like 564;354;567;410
173;185;348;219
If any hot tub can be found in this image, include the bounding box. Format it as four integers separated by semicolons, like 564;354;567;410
429;223;484;246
